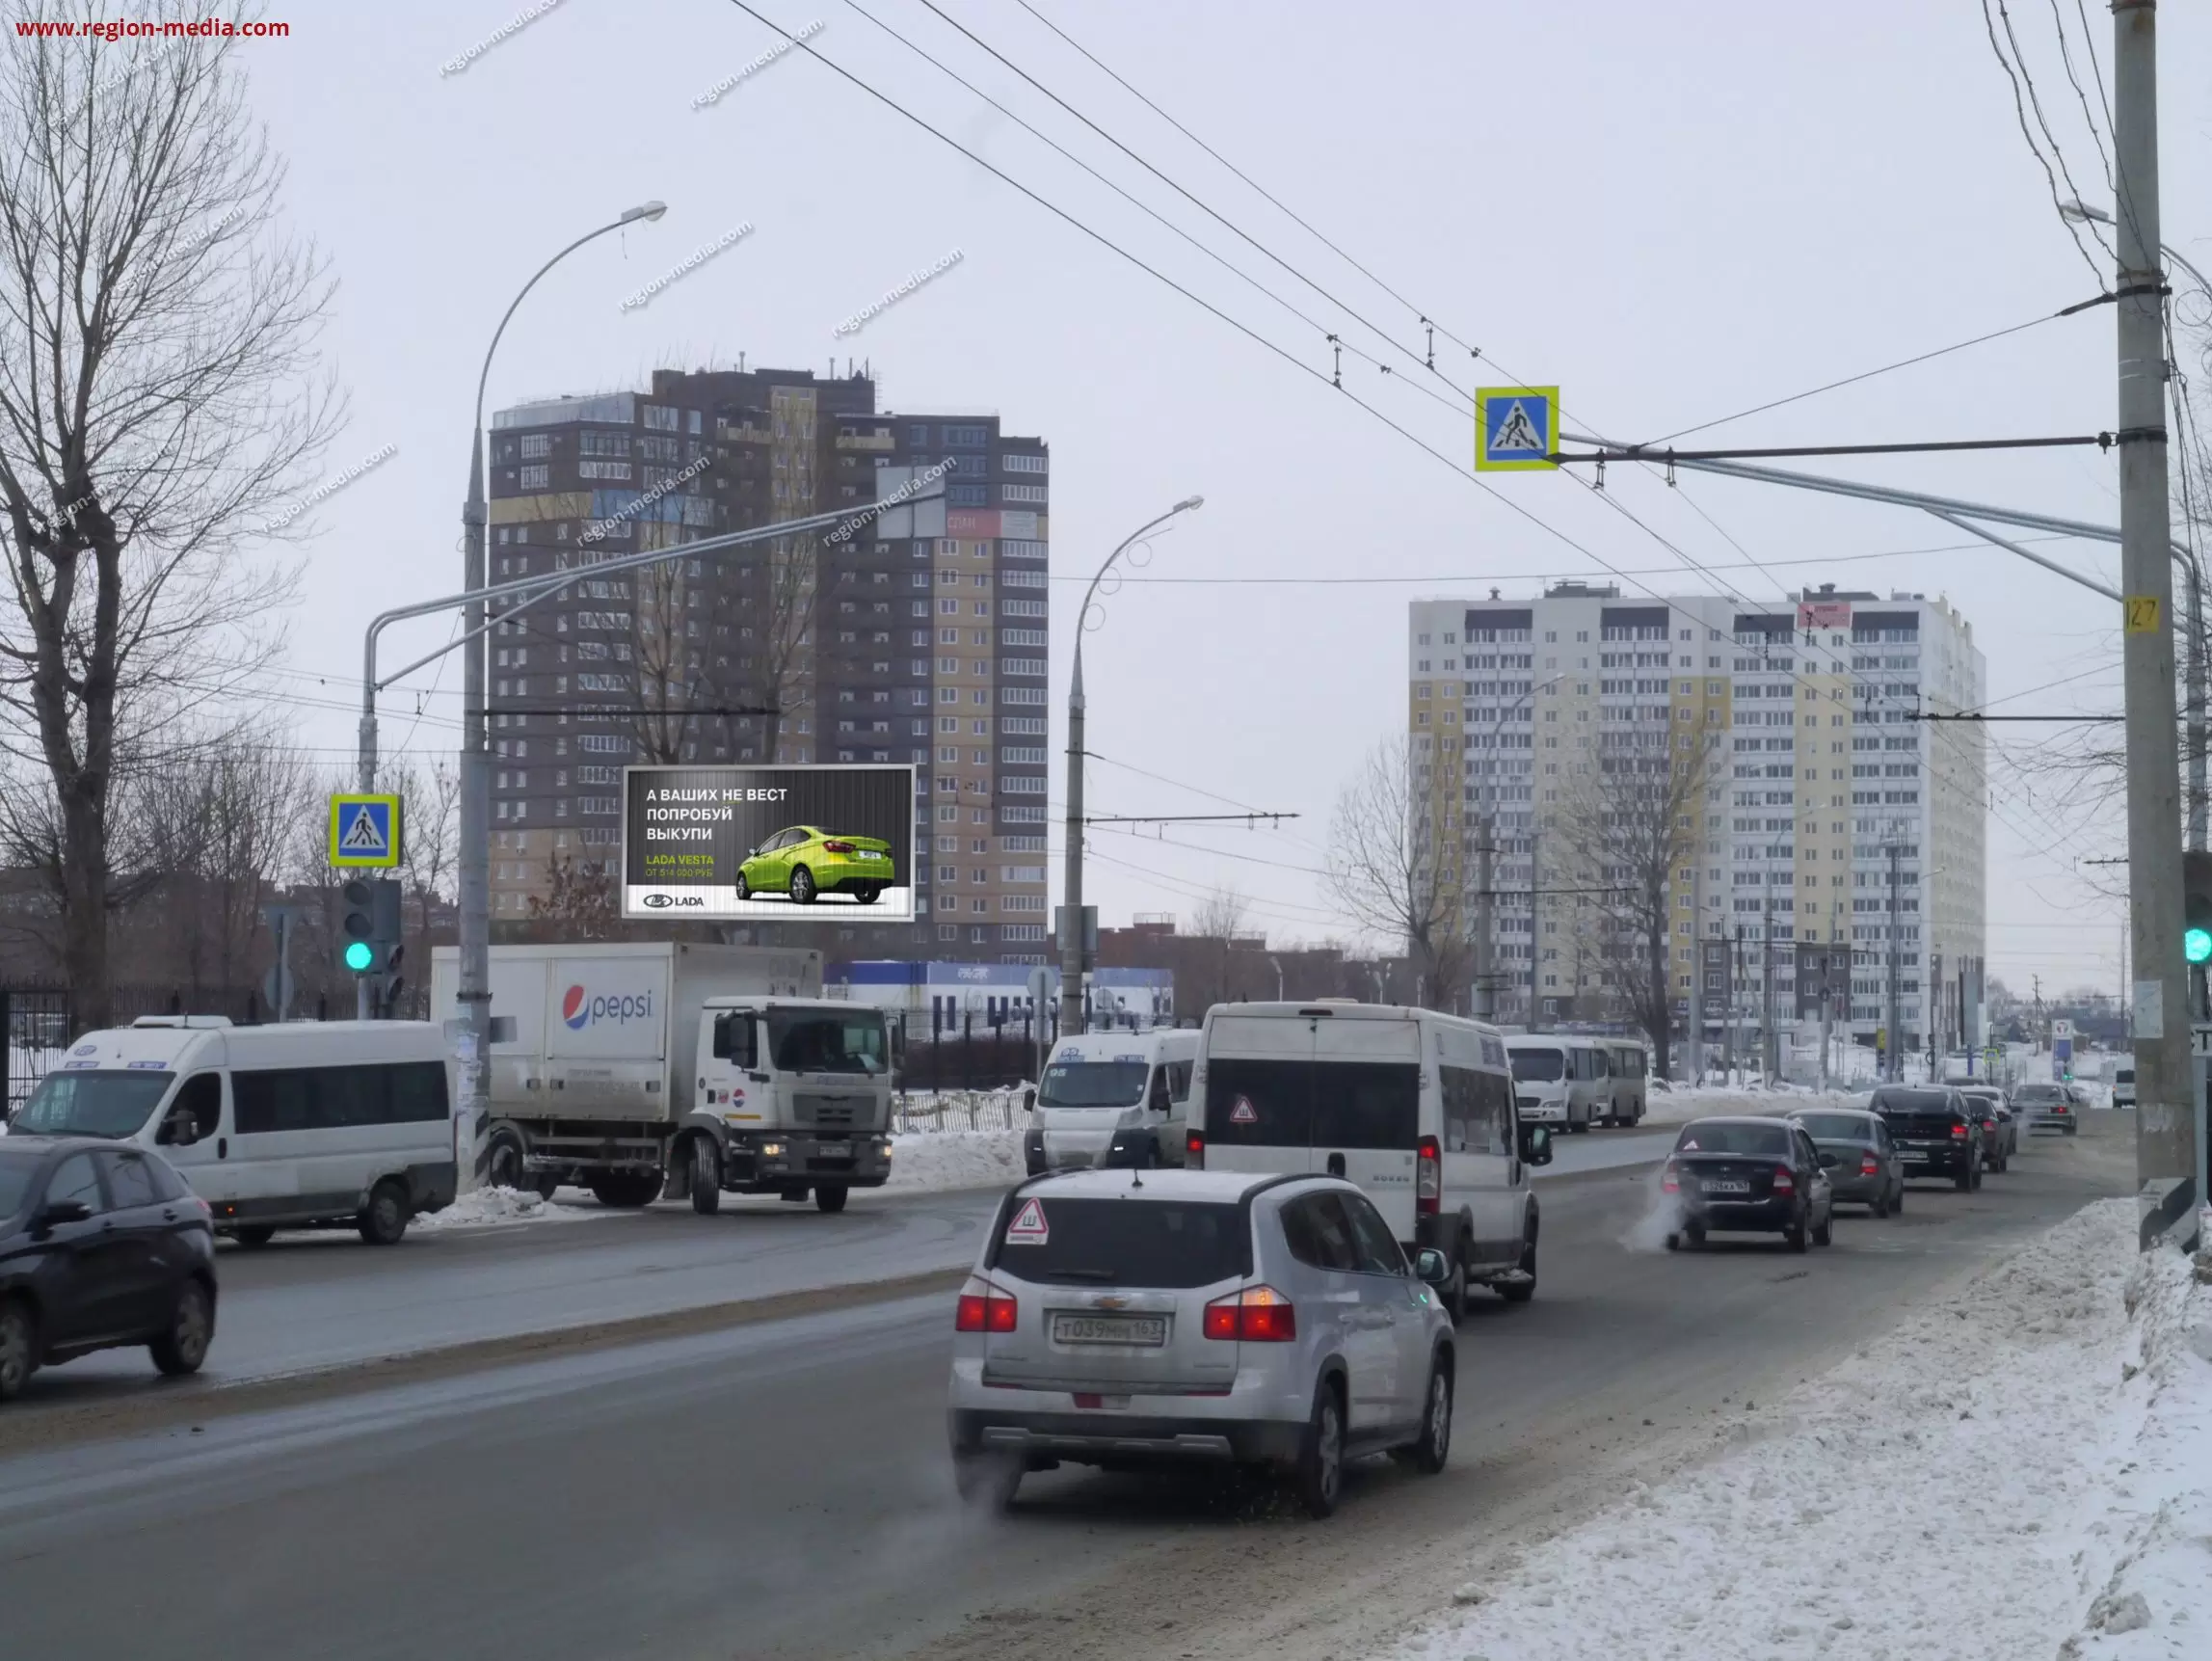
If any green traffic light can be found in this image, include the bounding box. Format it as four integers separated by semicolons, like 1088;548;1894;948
344;940;375;973
2187;926;2212;966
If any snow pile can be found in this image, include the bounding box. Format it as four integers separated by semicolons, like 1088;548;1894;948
415;1186;611;1230
1380;1198;2212;1661
884;1128;1025;1194
1641;1085;1863;1128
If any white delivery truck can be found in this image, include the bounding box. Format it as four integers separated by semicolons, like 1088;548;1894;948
430;942;896;1215
1022;1028;1200;1173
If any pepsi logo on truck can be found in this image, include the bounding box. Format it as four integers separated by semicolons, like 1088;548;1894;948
561;984;656;1031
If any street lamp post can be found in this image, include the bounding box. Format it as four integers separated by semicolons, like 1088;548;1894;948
1058;497;1202;1040
451;201;664;1161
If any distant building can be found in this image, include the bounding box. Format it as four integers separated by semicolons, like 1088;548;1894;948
827;959;1174;1032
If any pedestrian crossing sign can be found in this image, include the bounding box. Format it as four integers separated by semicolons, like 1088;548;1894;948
328;793;402;868
1476;386;1559;472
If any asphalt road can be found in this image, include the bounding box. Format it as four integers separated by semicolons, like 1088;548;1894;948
0;1112;2135;1661
8;1118;1683;1402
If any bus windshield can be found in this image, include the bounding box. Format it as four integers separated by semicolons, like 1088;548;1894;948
1509;1050;1565;1083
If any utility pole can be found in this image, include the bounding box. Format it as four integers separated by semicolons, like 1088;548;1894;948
2112;0;2196;1247
1729;923;1745;1084
1472;814;1497;1021
1761;893;1777;1084
1885;840;1904;1083
1818;942;1833;1094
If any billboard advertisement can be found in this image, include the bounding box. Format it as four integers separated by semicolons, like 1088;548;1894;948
1798;600;1852;631
623;764;917;922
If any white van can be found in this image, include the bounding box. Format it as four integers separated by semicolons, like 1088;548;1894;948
1190;1002;1551;1320
1598;1039;1649;1127
1024;1028;1199;1173
1505;1035;1606;1133
6;1017;457;1246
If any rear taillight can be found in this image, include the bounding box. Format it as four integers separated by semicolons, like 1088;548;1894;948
1950;1123;1967;1140
1859;1152;1880;1177
1662;1160;1680;1193
822;839;855;854
1417;1135;1441;1215
1185;1130;1205;1167
1772;1165;1796;1194
1203;1285;1296;1342
954;1275;1018;1333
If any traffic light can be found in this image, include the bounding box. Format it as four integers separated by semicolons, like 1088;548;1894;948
2186;851;2212;966
340;878;376;974
370;877;405;1012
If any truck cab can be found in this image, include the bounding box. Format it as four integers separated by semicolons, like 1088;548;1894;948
685;998;894;1214
1024;1029;1198;1173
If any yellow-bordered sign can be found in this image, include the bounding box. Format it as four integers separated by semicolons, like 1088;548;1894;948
1476;386;1559;472
329;793;402;868
2124;595;2162;634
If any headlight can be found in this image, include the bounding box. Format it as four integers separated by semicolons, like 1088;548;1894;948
877;1139;893;1156
760;1141;786;1158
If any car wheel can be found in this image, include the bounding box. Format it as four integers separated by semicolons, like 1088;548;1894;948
1570;1114;1589;1135
357;1179;409;1246
733;871;751;901
1891;1180;1905;1215
1499;1223;1537;1302
1786;1210;1808;1252
1290;1380;1346;1519
149;1277;214;1377
1444;1238;1471;1324
951;1450;1024;1511
1664;1231;1681;1251
1684;1219;1706;1248
789;866;816;904
0;1296;36;1403
815;1184;849;1214
1954;1160;1975;1192
1813;1205;1833;1247
1401;1358;1452;1474
232;1224;278;1248
689;1139;722;1216
855;885;879;904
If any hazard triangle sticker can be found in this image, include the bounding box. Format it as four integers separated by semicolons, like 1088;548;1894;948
1229;1095;1258;1126
1005;1196;1049;1245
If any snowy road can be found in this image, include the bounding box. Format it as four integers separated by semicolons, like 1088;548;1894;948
0;1112;2137;1661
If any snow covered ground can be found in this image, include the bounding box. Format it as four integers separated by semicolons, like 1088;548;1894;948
1641;1085;1864;1127
884;1127;1026;1192
1375;1198;2212;1661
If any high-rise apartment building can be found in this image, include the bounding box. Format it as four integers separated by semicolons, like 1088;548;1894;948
481;366;1050;961
1408;582;1985;1058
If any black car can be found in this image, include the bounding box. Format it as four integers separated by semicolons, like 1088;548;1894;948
1662;1116;1835;1252
1958;1087;2016;1167
1870;1086;1985;1190
0;1135;218;1403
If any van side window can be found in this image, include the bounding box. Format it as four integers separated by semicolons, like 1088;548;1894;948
1165;1061;1192;1103
232;1062;449;1134
173;1073;221;1139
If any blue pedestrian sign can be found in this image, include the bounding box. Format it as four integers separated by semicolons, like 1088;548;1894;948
1476;385;1559;472
328;793;402;868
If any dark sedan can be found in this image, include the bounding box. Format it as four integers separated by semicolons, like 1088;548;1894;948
0;1136;217;1403
1789;1108;1906;1217
1870;1086;1985;1190
1958;1087;2016;1166
1662;1116;1834;1252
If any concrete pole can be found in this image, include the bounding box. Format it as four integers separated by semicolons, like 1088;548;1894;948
1058;640;1087;1039
1472;812;1496;1021
1886;841;1903;1083
1762;893;1777;1083
2113;1;2197;1247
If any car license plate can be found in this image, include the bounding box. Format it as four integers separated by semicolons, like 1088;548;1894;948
856;849;883;860
1702;1179;1749;1194
1052;1314;1166;1347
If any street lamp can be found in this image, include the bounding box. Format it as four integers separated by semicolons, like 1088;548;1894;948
450;201;665;1158
1058;496;1203;1038
1469;674;1565;1024
2062;198;2212;297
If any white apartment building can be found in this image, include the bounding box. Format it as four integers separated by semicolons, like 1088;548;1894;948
1408;582;1986;1060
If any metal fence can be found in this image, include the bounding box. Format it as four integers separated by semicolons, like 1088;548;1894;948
891;1086;1028;1135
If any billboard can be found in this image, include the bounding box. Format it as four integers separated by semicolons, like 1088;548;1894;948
1798;600;1852;631
623;764;917;922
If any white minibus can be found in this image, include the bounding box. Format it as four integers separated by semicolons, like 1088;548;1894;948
1024;1028;1199;1172
1504;1035;1607;1133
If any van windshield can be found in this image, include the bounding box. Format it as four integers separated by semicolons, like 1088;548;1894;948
765;1010;887;1075
11;1070;174;1139
1509;1050;1565;1083
1039;1059;1149;1109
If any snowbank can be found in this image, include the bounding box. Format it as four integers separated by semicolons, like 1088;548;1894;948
884;1128;1025;1194
415;1186;615;1230
1377;1198;2212;1661
1641;1085;1864;1127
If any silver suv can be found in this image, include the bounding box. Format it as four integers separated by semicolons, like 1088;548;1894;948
946;1168;1456;1518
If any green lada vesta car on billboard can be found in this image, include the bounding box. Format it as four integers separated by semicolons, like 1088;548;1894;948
734;825;895;904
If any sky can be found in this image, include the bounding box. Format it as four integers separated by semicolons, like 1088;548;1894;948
200;0;2212;995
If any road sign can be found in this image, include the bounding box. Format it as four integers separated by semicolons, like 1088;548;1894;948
1476;386;1559;472
329;793;401;868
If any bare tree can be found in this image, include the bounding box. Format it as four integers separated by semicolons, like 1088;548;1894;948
1186;885;1252;1012
388;753;460;939
746;533;814;762
0;9;337;1030
1326;736;1471;1012
1551;735;1721;1076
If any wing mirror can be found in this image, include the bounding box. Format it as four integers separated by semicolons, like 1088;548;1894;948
1022;1086;1036;1112
1518;1124;1554;1166
1413;1246;1452;1286
155;1106;200;1147
1818;1151;1839;1168
34;1198;91;1231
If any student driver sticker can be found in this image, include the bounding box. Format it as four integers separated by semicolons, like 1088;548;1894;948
1229;1096;1258;1125
1005;1197;1050;1246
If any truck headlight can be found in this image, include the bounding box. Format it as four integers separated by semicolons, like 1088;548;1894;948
760;1141;785;1158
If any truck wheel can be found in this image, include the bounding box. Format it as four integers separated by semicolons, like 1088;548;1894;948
592;1174;659;1209
531;1172;561;1201
689;1139;722;1216
486;1128;528;1192
358;1179;409;1246
815;1184;849;1214
789;866;816;904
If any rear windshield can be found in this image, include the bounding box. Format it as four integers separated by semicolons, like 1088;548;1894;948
2114;1070;2134;1084
1674;1121;1792;1157
1039;1059;1148;1109
0;1151;40;1220
1873;1089;1954;1114
1204;1058;1418;1150
1509;1050;1564;1083
12;1070;173;1139
1794;1112;1874;1142
992;1197;1243;1288
2012;1085;2065;1104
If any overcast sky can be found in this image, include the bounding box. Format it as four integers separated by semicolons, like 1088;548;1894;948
234;0;2210;996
